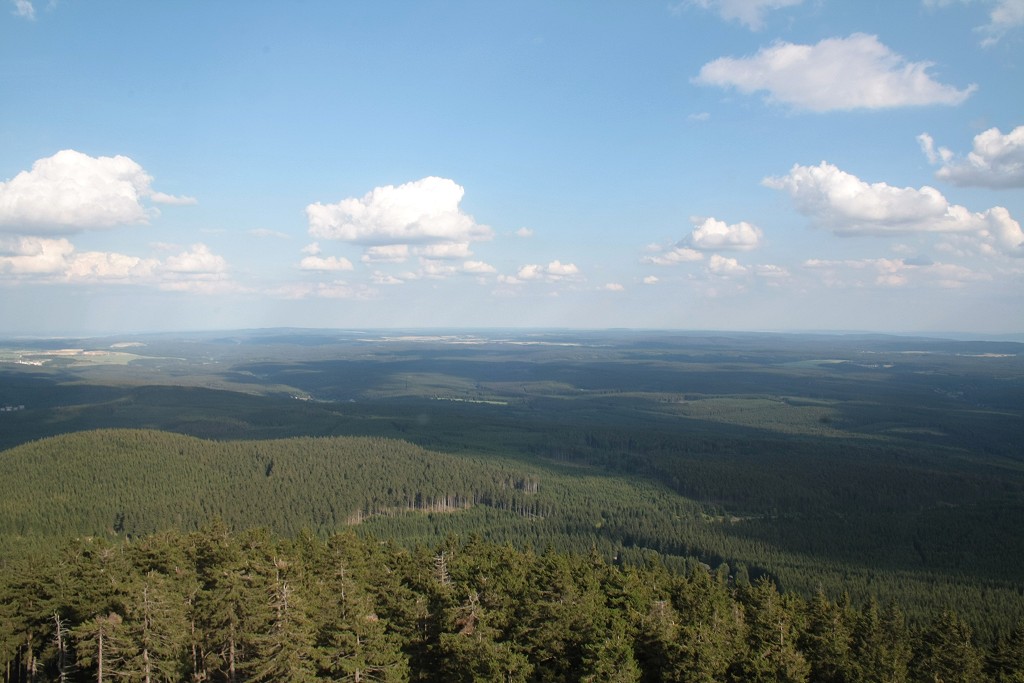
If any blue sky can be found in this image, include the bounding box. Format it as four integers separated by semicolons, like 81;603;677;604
1;0;1022;335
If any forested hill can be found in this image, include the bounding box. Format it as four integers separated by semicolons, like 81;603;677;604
4;428;1024;642
0;429;556;540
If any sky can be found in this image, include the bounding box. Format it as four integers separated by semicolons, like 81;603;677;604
1;0;1022;336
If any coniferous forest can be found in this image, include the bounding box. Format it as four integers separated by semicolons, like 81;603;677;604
5;525;1024;683
1;329;1023;681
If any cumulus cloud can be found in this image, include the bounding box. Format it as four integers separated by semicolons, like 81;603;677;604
361;244;409;264
64;251;159;282
707;254;748;276
463;260;496;274
689;217;763;251
162;244;227;274
686;0;805;30
0;236;75;275
602;282;625;291
805;257;988;288
515;227;534;238
0;239;234;289
0;150;194;233
642;244;704;266
763;161;1024;255
643;275;660;285
307;177;491;247
415;242;472;259
546;260;580;278
299;255;354;271
920;126;1024;188
695;34;976;112
505;260;581;284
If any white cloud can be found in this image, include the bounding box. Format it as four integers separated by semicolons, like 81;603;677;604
934;207;1024;257
65;251;159;282
414;242;472;259
0;150;193;232
301;242;322;255
299;255;354;271
162;244;227;274
686;0;805;30
707;254;748;276
546;260;579;278
149;192;198;206
763;161;1024;255
419;260;458;279
509;260;581;283
0;238;237;289
926;0;1024;46
642;244;704;265
983;0;1024;45
695;34;976;112
0;236;75;274
643;275;660;285
306;176;492;246
689;217;763;251
602;282;625;291
921;126;1024;188
805;257;988;288
12;0;34;20
371;271;404;285
688;112;711;122
515;227;534;238
361;244;409;263
463;260;496;274
917;133;954;165
515;264;542;282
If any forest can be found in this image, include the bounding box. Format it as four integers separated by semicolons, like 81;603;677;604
4;525;1024;682
1;329;1023;680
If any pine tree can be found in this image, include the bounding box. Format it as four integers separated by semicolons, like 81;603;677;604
120;570;190;683
910;609;984;683
73;612;132;683
850;598;910;683
310;536;410;683
579;617;642;683
245;556;319;683
987;620;1024;683
733;577;810;683
801;589;854;683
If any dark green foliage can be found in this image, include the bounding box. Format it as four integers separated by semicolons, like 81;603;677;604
910;610;985;683
0;527;1011;682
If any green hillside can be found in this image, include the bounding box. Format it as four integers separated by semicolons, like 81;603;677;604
3;428;1024;640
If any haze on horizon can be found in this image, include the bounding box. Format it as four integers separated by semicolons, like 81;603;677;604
1;1;1022;336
